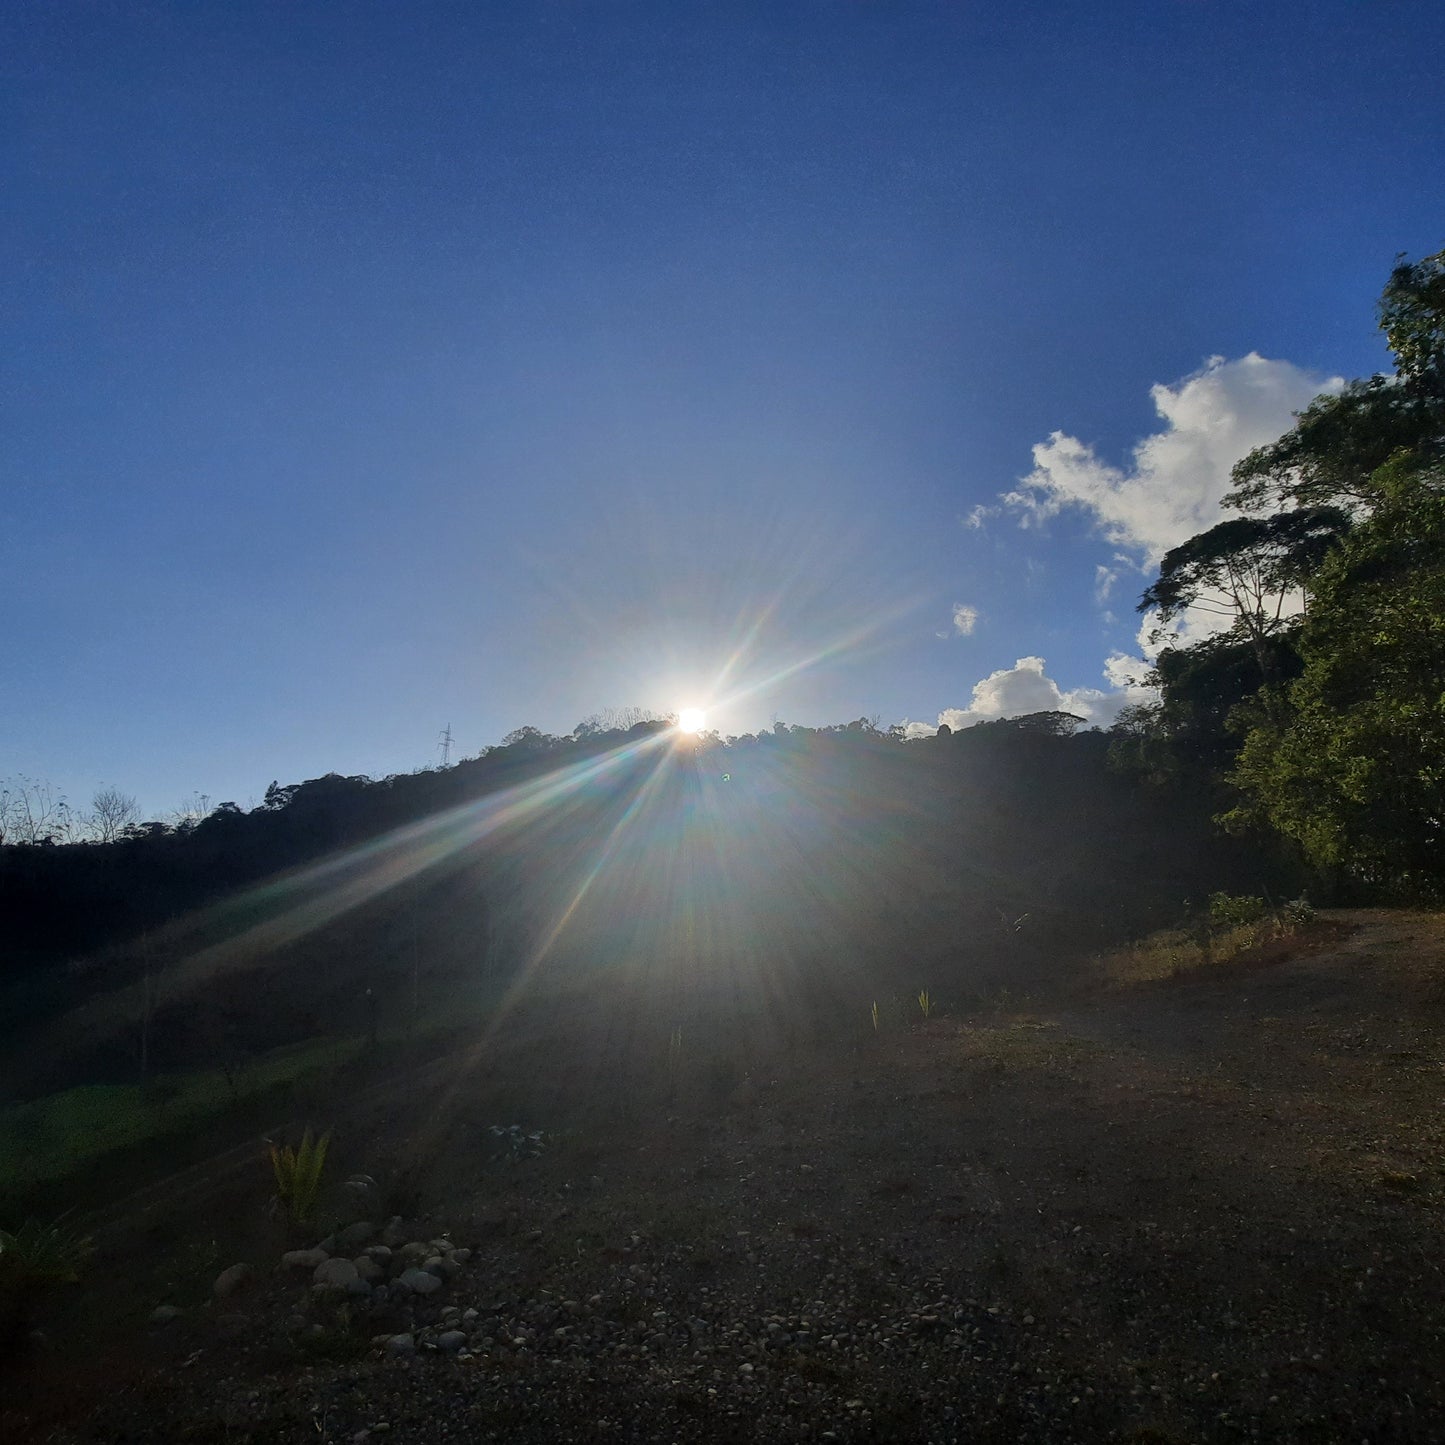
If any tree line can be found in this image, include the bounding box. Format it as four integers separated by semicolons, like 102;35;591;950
2;708;1295;1099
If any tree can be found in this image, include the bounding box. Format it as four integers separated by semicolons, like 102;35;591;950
1227;246;1445;516
499;726;552;751
1004;710;1087;737
170;792;212;831
262;780;297;810
1225;458;1445;897
1106;635;1302;784
1379;248;1445;396
90;786;139;844
1139;507;1349;684
574;707;663;738
1226;378;1438;514
1131;248;1445;896
0;776;77;845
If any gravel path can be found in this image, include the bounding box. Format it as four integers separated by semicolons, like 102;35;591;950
8;911;1445;1443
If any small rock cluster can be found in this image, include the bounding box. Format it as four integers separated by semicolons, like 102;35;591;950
150;1216;474;1339
279;1217;473;1316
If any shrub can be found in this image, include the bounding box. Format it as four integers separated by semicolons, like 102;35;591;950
1208;892;1270;930
1281;895;1317;927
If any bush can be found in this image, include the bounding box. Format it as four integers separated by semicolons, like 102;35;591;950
1208;892;1271;930
1281;895;1317;927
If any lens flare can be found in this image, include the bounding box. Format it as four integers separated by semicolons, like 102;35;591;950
677;708;706;734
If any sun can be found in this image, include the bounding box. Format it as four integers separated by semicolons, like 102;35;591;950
677;708;707;735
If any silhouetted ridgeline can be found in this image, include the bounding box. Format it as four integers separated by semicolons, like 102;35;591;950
0;716;1305;1099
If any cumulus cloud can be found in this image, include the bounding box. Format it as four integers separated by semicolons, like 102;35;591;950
913;353;1336;744
951;603;979;636
1004;353;1343;564
902;654;1157;738
1103;651;1151;691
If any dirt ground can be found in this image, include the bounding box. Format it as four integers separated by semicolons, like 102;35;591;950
5;909;1444;1443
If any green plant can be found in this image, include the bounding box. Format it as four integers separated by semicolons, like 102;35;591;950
1281;895;1317;927
267;1127;330;1225
1208;892;1270;929
917;990;932;1020
0;1214;94;1288
870;1001;880;1033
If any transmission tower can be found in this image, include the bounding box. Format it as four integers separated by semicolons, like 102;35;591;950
438;723;454;768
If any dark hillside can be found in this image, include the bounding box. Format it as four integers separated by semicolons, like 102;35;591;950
1;719;1303;1106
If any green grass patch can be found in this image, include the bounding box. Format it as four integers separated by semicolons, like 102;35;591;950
0;1034;364;1190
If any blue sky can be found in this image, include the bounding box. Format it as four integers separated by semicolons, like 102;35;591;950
3;1;1443;818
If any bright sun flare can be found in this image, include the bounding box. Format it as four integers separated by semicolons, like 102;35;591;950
677;708;706;734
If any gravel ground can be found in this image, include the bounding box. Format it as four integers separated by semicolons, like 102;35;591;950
7;910;1445;1443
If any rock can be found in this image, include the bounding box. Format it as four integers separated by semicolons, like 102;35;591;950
345;1275;373;1297
149;1305;182;1325
213;1263;254;1300
398;1242;431;1266
354;1255;385;1284
451;1248;471;1264
336;1221;376;1251
314;1258;361;1291
395;1267;443;1296
379;1217;406;1247
425;1255;461;1279
282;1248;330;1271
436;1330;467;1353
365;1245;393;1263
385;1332;416;1356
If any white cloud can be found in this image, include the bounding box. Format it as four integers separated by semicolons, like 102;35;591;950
910;353;1335;744
1134;604;1221;660
951;603;979;636
1103;651;1150;691
939;655;1072;727
1004;353;1343;565
902;653;1158;738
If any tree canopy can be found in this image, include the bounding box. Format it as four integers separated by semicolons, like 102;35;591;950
1131;246;1445;899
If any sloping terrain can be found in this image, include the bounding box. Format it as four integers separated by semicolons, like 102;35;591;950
5;911;1444;1443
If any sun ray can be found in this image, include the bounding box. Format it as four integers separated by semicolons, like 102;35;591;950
34;729;676;1051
